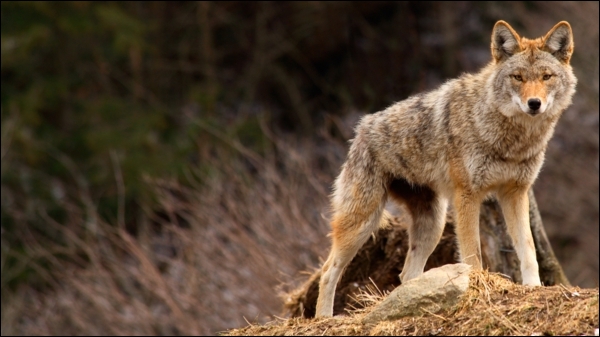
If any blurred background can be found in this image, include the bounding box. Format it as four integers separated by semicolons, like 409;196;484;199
1;1;597;335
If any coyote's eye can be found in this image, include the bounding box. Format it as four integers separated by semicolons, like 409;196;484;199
512;74;523;81
543;74;552;81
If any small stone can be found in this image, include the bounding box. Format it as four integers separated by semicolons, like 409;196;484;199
362;263;471;325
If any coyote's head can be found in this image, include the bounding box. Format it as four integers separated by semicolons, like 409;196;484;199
490;21;577;118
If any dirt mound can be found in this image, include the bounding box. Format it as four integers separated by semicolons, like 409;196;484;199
224;271;599;336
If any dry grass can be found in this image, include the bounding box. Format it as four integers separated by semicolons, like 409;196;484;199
225;270;599;336
0;125;348;335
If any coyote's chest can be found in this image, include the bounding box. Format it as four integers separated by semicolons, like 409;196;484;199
463;139;546;190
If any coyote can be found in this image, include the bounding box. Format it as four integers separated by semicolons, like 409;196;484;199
316;20;576;317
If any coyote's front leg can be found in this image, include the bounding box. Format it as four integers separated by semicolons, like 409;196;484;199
498;186;541;286
453;189;484;269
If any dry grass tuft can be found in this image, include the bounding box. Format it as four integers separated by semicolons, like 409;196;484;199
226;270;599;336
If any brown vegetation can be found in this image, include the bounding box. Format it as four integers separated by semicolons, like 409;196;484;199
1;127;343;335
226;270;599;336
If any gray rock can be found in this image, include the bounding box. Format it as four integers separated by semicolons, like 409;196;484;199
362;263;471;324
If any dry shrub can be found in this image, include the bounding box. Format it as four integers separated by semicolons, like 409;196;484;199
0;124;349;335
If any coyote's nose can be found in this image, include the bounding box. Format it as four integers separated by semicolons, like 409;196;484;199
528;98;541;111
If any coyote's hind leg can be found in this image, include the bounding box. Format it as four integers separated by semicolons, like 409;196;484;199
315;207;384;317
388;179;447;283
315;156;387;317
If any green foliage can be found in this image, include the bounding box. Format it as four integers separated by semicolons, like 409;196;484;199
0;2;200;287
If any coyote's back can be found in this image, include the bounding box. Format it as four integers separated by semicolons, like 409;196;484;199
315;20;577;317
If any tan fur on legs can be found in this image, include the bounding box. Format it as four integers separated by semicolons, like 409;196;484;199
454;189;484;269
316;208;385;317
316;140;388;317
399;196;448;282
497;186;541;286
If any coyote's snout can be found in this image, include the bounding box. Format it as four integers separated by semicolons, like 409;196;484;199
315;20;577;317
509;67;557;116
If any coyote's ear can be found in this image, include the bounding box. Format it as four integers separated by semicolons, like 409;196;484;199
543;21;574;64
491;21;521;62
